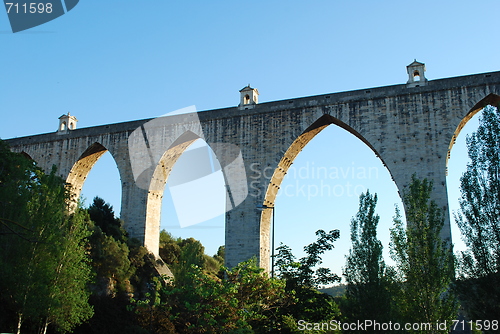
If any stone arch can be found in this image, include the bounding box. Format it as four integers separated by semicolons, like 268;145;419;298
143;130;214;255
66;142;113;202
259;114;393;264
20;151;33;161
447;93;500;168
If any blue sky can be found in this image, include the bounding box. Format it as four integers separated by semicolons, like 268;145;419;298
1;1;499;279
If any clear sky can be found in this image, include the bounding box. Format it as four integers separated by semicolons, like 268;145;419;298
1;1;499;280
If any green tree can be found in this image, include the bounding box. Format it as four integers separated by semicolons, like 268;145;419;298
172;237;206;284
87;197;155;297
133;259;287;333
342;191;394;329
159;231;224;279
88;196;126;242
276;229;341;288
275;229;342;332
40;208;94;333
0;140;93;333
214;245;225;263
390;176;457;333
90;231;133;294
203;245;225;277
159;229;181;266
454;105;500;323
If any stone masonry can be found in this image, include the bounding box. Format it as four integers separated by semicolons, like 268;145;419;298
6;66;500;272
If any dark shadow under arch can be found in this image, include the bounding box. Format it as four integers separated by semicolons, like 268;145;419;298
20;151;33;161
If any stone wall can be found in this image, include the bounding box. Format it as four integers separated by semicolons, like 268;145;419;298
6;70;500;271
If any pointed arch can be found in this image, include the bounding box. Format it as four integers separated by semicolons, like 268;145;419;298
148;131;201;193
141;128;243;256
20;151;33;161
261;114;387;208
447;93;500;166
144;131;204;253
66;142;110;202
258;114;394;266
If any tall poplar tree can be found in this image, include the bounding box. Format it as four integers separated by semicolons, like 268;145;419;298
343;191;393;327
390;176;457;333
455;105;500;322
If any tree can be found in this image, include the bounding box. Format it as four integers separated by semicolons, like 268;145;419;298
41;208;94;333
454;105;500;323
0;140;93;333
133;259;287;333
159;229;181;266
171;237;206;284
90;232;133;294
159;231;224;279
276;229;341;289
88;196;126;242
275;229;342;331
342;191;394;328
87;197;156;297
390;176;457;333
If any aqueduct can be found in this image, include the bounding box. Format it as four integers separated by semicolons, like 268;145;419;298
6;62;500;272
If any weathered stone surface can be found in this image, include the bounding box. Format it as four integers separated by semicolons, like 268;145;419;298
6;70;500;272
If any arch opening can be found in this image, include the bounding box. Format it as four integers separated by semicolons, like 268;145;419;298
446;94;500;258
79;150;122;215
413;70;421;81
260;114;401;276
20;151;33;161
67;142;111;203
262;114;386;209
145;131;227;259
446;93;500;168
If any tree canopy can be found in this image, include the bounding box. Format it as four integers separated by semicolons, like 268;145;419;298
390;176;457;333
0;140;94;334
454;105;500;324
343;191;393;326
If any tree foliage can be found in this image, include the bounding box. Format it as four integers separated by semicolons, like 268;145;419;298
158;230;224;279
454;105;500;323
0;140;93;333
132;259;287;334
342;191;394;327
390;176;457;333
86;196;157;299
88;196;126;242
275;229;342;332
276;229;341;288
72;198;156;334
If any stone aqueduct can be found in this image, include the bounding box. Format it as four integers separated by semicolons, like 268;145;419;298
6;62;500;272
